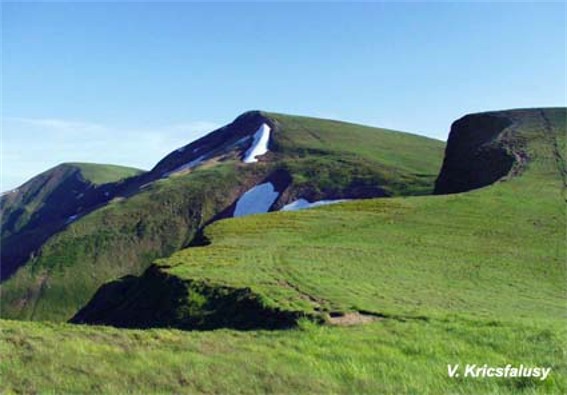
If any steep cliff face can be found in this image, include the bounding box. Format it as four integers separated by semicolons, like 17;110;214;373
434;108;566;194
434;113;517;194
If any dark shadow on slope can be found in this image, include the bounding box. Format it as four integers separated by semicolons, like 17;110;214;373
71;265;311;331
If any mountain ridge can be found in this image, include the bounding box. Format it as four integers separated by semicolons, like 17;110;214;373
0;110;444;321
70;107;566;330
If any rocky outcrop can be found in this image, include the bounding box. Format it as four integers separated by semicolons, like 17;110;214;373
434;113;520;194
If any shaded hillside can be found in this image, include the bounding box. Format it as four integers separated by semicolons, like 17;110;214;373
1;111;444;322
0;163;143;279
73;108;566;331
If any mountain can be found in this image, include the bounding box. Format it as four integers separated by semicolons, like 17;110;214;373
0;111;445;322
70;108;566;330
0;163;143;280
1;107;565;394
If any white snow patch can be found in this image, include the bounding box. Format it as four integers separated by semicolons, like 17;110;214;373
66;214;79;224
233;182;279;217
281;199;348;212
176;147;186;153
163;155;207;177
243;123;271;163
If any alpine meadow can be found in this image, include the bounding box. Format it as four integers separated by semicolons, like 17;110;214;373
2;2;566;395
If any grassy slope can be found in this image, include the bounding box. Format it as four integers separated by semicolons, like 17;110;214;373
152;110;565;325
1;317;564;394
162;172;565;323
1;113;444;322
70;162;144;185
20;108;562;393
2;109;564;393
268;112;444;196
0;165;259;321
1;162;143;237
267;112;442;174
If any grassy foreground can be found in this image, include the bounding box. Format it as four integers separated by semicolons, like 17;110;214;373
1;317;565;394
1;108;564;393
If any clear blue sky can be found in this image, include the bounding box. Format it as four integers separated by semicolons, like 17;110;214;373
2;1;566;191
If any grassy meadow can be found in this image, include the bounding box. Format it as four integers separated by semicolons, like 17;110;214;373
1;316;564;394
1;108;564;393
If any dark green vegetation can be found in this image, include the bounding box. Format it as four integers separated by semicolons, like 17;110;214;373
0;112;444;322
1;108;564;394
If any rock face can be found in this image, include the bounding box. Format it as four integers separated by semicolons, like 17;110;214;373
434;113;519;194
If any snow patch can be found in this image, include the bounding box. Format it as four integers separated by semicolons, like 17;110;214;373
234;182;279;217
243;123;271;163
281;199;348;212
163;155;207;177
66;214;79;224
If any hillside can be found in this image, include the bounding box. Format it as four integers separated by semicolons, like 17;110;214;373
73;108;566;330
0;111;444;322
2;107;565;394
0;163;143;280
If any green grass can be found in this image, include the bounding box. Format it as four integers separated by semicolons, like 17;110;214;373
1;108;564;393
1;112;445;322
158;165;565;324
267;112;445;197
145;108;565;325
1;317;564;394
266;112;444;175
0;164;262;321
69;162;144;185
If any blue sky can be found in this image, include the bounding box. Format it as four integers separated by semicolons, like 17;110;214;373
2;2;566;191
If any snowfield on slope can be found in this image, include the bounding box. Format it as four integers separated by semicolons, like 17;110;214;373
281;198;347;211
234;182;279;217
243;123;271;163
